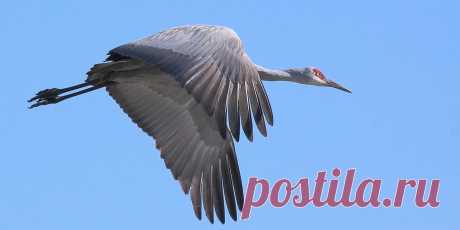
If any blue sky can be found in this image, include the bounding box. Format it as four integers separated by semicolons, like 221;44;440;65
1;0;459;229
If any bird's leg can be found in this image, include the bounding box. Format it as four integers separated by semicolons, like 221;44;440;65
28;82;91;102
28;80;108;109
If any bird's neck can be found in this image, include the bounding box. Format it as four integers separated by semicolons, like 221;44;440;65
256;65;297;82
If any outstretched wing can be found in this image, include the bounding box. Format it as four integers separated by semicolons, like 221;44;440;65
107;25;273;142
106;75;244;223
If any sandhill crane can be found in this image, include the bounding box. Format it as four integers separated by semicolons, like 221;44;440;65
28;25;351;223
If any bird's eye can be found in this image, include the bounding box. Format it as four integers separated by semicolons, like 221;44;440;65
313;69;325;80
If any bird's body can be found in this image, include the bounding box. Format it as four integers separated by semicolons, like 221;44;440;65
29;25;351;224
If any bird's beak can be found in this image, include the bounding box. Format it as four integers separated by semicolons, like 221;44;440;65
326;80;352;93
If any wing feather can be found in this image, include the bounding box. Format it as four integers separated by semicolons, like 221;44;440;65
220;155;237;220
191;174;202;219
212;161;225;223
247;80;267;137
202;165;214;223
106;76;244;223
238;82;253;141
107;25;273;141
227;81;240;141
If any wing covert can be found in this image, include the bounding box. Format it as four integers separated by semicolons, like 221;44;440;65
107;25;273;141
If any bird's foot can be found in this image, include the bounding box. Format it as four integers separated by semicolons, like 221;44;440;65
28;88;61;109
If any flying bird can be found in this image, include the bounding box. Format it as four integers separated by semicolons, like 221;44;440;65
28;25;351;223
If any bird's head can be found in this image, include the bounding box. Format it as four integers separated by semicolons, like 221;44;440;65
286;67;352;93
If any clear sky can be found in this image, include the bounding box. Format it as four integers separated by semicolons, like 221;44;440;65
1;0;459;229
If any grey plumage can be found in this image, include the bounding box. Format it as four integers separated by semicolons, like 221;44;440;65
28;24;351;224
101;25;273;223
106;74;243;223
107;25;273;140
